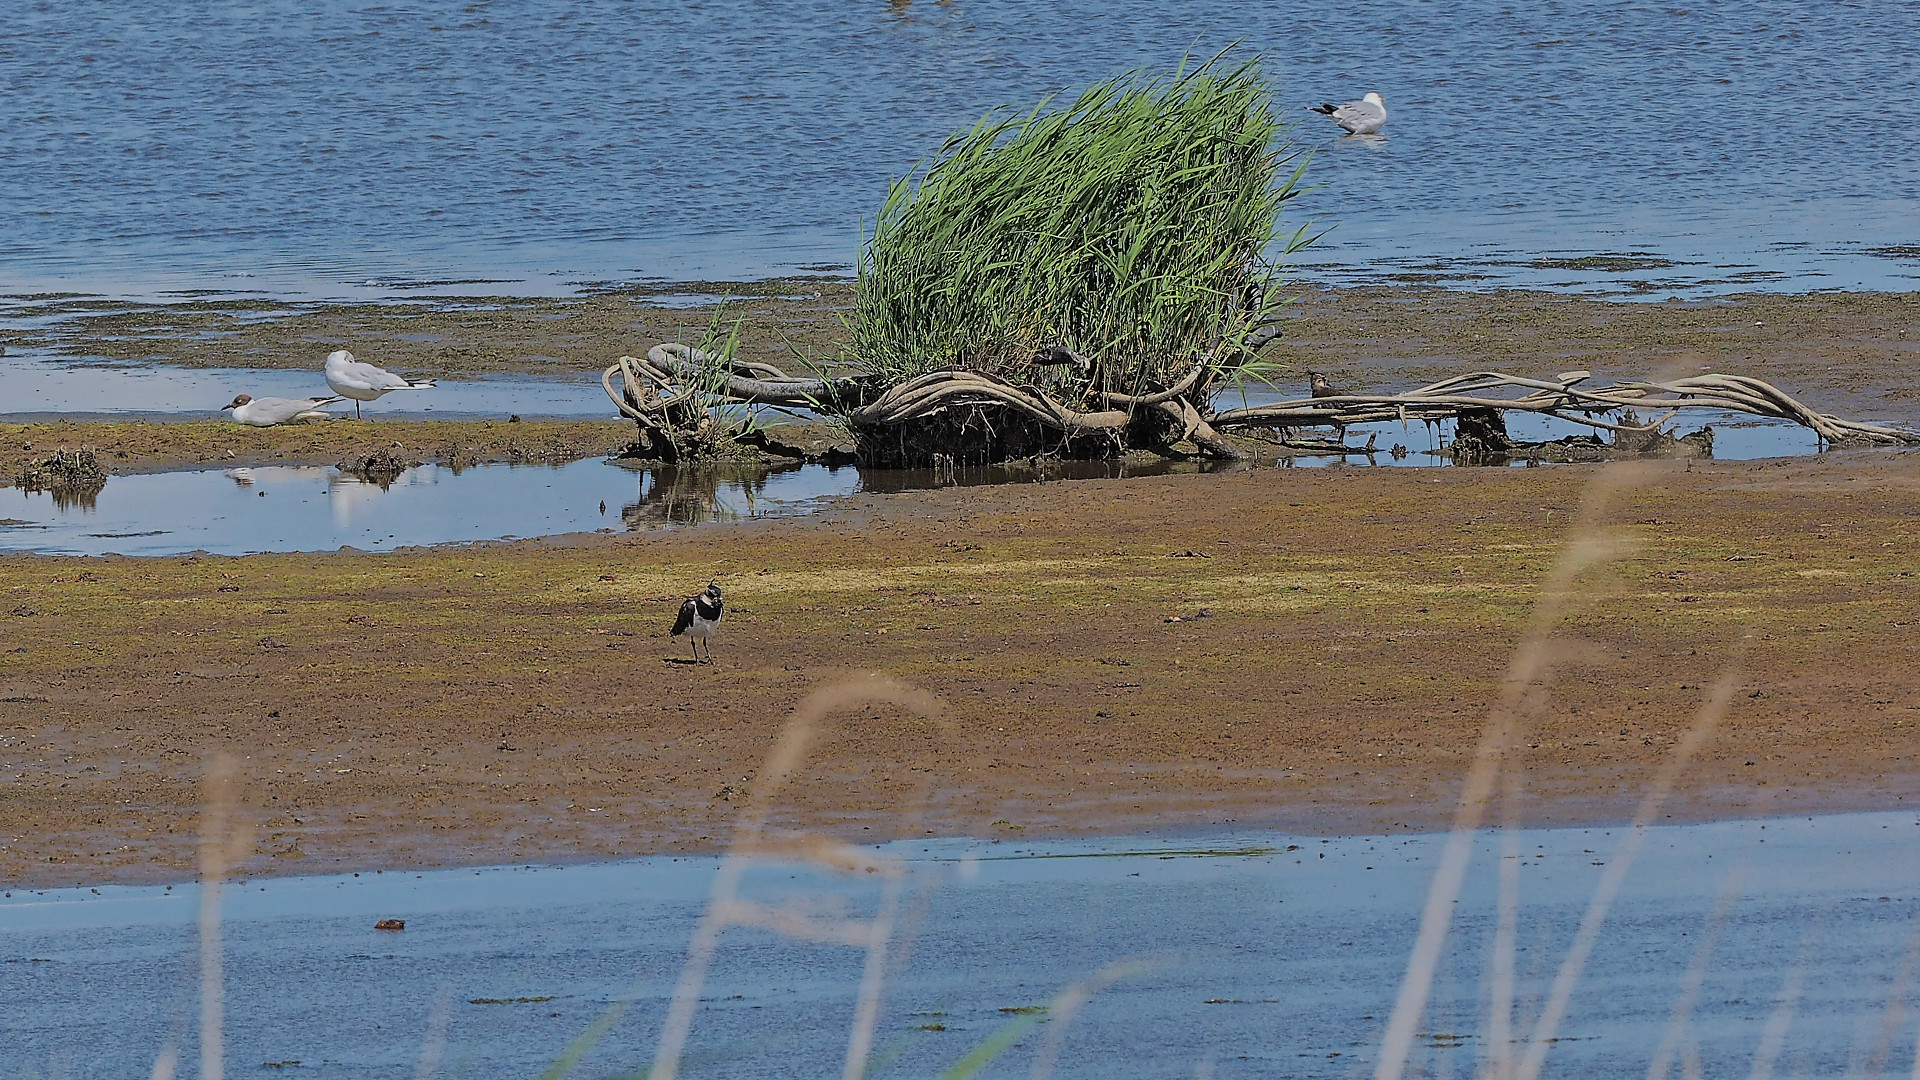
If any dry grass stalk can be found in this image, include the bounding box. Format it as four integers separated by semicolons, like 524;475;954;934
1643;863;1750;1080
650;677;944;1080
1374;461;1655;1080
1027;960;1159;1080
194;753;251;1080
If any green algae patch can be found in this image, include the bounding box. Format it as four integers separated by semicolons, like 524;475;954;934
1;454;1917;888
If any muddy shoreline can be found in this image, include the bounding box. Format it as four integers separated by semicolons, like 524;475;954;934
4;284;1917;889
4;451;1918;889
7;283;1920;427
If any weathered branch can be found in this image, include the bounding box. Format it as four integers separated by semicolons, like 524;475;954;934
1209;371;1918;446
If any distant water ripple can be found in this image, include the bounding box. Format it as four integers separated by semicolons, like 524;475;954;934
2;0;1917;299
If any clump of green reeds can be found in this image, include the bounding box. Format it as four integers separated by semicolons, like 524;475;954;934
848;53;1310;405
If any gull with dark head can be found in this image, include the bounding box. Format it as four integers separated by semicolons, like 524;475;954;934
221;394;342;427
324;349;437;419
671;581;725;664
1309;92;1387;135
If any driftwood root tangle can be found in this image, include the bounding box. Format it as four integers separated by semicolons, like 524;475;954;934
1209;370;1919;447
604;344;1241;463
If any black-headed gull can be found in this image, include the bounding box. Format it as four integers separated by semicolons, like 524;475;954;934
221;394;342;427
324;349;437;418
1309;92;1387;135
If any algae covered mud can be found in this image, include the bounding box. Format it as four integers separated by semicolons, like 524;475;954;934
4;452;1919;891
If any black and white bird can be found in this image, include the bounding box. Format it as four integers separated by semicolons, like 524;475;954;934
671;581;725;664
1309;92;1387;135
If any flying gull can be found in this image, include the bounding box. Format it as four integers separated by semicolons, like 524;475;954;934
324;349;437;419
1309;92;1387;135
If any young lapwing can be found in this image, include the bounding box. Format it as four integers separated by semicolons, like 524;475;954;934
671;581;724;663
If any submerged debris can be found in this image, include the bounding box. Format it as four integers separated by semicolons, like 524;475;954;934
338;447;420;483
13;447;108;508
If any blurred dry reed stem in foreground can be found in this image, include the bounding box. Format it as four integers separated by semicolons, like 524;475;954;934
1644;843;1754;1080
1028;959;1160;1080
1746;931;1817;1080
1374;441;1769;1080
1375;458;1658;1080
145;753;253;1080
651;676;945;1080
1510;639;1749;1080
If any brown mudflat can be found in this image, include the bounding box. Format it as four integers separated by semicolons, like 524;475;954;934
6;284;1918;425
4;450;1917;888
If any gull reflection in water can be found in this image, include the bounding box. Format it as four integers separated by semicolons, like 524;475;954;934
225;468;255;487
327;464;428;530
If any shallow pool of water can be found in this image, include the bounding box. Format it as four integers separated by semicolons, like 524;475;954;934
0;458;840;556
0;412;1836;556
4;812;1916;1079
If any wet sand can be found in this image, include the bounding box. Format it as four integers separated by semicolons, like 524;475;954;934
1;418;637;476
4;450;1918;888
7;284;1920;426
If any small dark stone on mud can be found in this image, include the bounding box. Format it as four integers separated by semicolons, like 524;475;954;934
259;637;290;649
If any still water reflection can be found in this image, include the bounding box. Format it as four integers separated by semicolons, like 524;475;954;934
0;415;1831;557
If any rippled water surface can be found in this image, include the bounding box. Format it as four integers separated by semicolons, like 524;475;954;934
3;0;1917;300
5;813;1919;1078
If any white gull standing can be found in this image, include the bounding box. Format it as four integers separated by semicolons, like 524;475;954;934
324;349;437;419
1309;92;1387;135
221;394;342;427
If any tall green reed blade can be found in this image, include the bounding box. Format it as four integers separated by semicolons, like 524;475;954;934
849;51;1309;412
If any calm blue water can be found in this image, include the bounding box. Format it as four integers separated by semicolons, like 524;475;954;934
3;0;1918;303
5;813;1919;1078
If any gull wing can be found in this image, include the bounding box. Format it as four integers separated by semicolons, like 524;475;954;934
1332;98;1386;134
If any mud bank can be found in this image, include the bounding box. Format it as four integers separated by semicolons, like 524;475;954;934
2;452;1916;887
7;285;1919;426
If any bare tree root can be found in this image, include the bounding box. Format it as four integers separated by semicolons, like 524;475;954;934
606;350;1914;467
1209;370;1918;446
